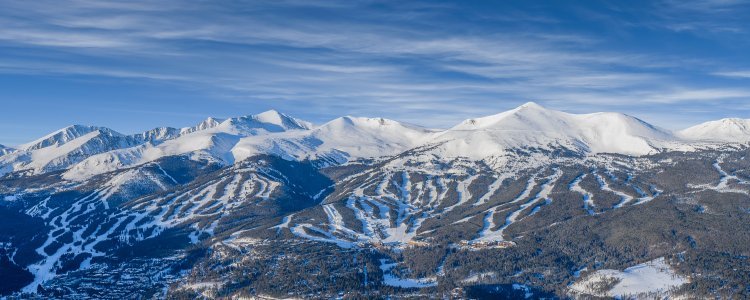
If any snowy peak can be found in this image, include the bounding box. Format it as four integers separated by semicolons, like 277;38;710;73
129;110;310;145
254;109;313;130
132;127;181;144
19;125;121;151
230;116;435;165
180;117;224;135
316;116;433;141
451;101;565;131
61;110;316;180
302;116;432;151
450;101;669;135
579;112;673;139
178;111;311;137
12;104;750;181
0;125;137;175
678;118;750;142
327;116;421;130
436;102;675;157
218;110;311;134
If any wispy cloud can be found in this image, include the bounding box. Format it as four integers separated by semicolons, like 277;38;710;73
713;71;750;78
0;0;749;137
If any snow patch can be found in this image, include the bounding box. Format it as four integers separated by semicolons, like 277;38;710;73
569;257;688;298
379;259;437;288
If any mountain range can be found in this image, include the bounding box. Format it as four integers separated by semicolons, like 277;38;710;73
0;102;743;180
1;102;749;299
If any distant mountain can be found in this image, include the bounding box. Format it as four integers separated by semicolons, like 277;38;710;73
132;127;182;144
0;125;135;175
429;102;676;158
232;116;437;164
179;117;224;135
4;103;747;180
678;118;750;142
62;110;314;180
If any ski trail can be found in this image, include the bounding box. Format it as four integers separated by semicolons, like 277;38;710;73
594;171;634;208
155;163;179;185
570;174;596;215
688;157;749;195
481;170;561;242
509;175;536;204
270;213;296;233
474;174;509;206
443;175;479;212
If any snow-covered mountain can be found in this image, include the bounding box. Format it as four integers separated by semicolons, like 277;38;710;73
4;102;750;299
678;118;750;142
206;109;313;135
0;144;14;156
232;116;437;163
62;110;315;180
4;102;749;181
132;127;182;144
179;117;224;135
428;102;676;158
0;125;136;175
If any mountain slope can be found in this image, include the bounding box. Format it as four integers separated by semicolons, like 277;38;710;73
4;103;747;181
17;125;108;151
428;102;676;158
63;110;313;180
0;125;135;175
179;117;224;135
132;127;182;144
232;116;436;163
0;145;13;156
678;118;750;142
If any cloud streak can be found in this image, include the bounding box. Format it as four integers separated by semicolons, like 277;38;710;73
0;0;749;140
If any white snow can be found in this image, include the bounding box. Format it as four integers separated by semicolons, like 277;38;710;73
474;174;508;206
593;171;634;208
0;144;15;156
270;213;295;232
570;257;688;298
379;259;437;288
688;157;750;195
9;102;750;181
569;174;596;215
180;117;224;135
461;271;497;283
428;102;676;159
443;174;479;212
232;116;437;164
1;128;119;175
62;110;312;180
493;170;561;241
679;118;750;142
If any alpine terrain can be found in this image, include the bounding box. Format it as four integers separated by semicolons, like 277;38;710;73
1;103;749;299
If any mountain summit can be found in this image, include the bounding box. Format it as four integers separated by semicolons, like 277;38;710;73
678;118;750;142
434;102;675;158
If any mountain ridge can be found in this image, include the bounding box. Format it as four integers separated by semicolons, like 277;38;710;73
678;117;750;142
2;102;748;180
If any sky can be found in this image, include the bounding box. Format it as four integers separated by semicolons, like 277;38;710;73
1;0;750;146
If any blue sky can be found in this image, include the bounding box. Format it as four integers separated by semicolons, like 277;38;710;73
1;0;750;146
